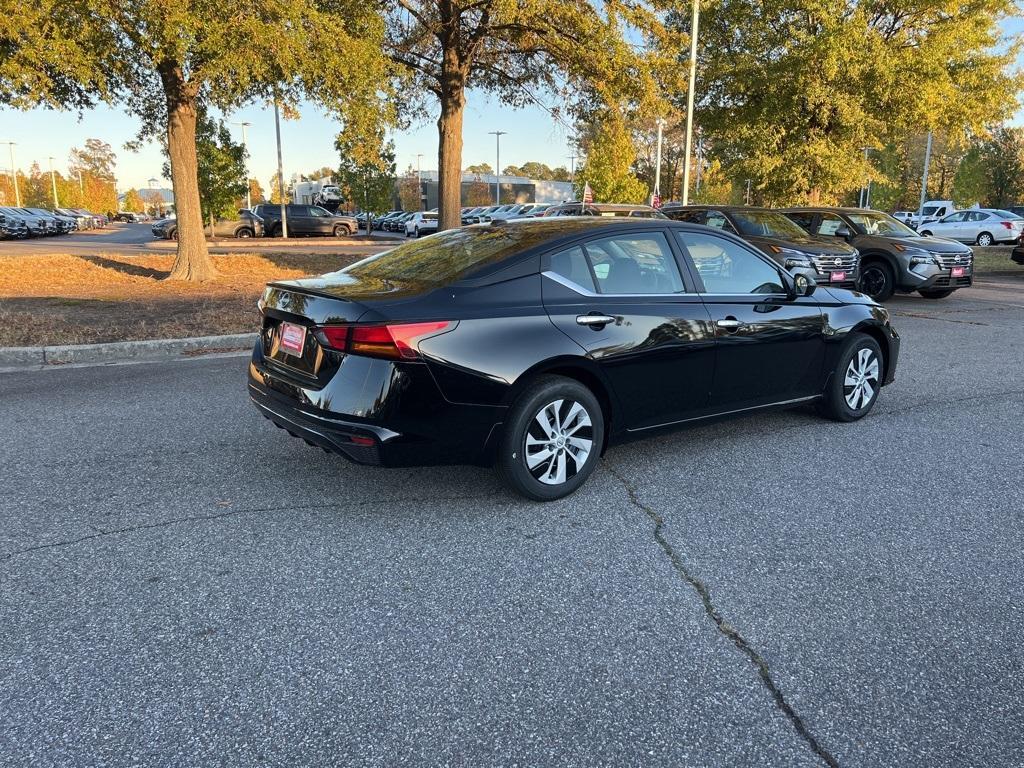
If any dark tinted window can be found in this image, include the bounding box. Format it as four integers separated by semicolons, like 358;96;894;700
704;211;735;232
731;210;808;238
582;232;684;294
548;246;597;292
337;222;598;285
786;212;814;231
676;231;785;294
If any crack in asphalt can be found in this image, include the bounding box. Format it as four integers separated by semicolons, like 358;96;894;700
0;492;505;565
604;461;841;768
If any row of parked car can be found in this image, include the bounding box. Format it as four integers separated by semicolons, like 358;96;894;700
149;204;360;240
0;206;108;238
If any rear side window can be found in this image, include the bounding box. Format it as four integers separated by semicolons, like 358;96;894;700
583;233;684;294
676;231;785;295
548;246;597;292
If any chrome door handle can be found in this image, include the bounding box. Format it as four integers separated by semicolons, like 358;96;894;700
716;318;741;330
577;314;616;326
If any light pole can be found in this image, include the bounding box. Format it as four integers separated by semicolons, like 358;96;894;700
489;131;506;205
917;130;933;226
681;0;701;205
273;95;288;238
233;121;252;210
2;142;20;206
653;118;666;206
48;156;59;207
416;153;424;211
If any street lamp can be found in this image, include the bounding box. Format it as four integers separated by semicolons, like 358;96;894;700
48;156;59;207
273;94;288;238
233;121;252;210
2;141;20;206
416;153;424;211
680;0;701;205
488;131;506;204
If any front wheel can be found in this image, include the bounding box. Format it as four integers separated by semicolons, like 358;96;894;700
333;224;351;238
495;376;604;501
919;230;932;237
818;333;883;422
918;288;955;299
976;232;993;246
859;261;895;302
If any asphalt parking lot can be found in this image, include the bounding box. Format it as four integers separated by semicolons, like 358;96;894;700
1;277;1022;767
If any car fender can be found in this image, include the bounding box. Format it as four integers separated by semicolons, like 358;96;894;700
856;249;901;275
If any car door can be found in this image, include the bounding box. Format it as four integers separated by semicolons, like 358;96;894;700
541;228;717;430
932;211;966;240
674;229;826;410
963;211;988;242
286;205;312;235
308;206;335;234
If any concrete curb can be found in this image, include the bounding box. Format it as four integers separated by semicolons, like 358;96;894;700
0;333;258;372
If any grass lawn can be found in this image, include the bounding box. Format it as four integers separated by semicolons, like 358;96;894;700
970;245;1022;273
0;251;361;347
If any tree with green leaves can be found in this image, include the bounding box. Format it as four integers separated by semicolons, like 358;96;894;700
0;0;388;280
465;163;493;175
122;188;144;212
672;0;1022;204
163;112;248;228
574;112;648;203
385;0;675;230
398;168;421;211
953;127;1024;208
336;123;397;214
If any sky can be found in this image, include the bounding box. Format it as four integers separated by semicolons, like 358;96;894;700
1;16;1020;195
0;90;576;195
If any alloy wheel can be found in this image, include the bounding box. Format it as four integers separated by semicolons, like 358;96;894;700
844;348;880;410
860;265;886;298
524;398;594;485
977;232;993;246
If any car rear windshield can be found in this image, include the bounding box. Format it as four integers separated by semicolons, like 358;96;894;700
990;209;1022;219
338;222;594;284
731;210;809;238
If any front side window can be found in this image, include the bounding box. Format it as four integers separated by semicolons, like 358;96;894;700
815;213;846;236
940;212;965;223
580;232;684;294
676;231;785;295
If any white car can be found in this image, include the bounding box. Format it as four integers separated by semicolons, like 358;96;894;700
920;208;1024;246
405;211;439;237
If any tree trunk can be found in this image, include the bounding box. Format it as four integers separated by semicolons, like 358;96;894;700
436;49;467;231
161;64;217;282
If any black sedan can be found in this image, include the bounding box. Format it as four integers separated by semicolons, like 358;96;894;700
249;218;900;500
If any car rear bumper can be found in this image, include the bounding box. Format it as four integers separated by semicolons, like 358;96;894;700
248;343;504;467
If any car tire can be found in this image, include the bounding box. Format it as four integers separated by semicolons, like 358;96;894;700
495;375;605;502
918;288;955;299
976;232;993;246
920;230;932;237
236;228;253;238
817;333;883;423
333;224;350;238
859;260;895;302
415;227;420;238
169;229;178;241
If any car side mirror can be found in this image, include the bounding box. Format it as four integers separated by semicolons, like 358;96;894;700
834;225;852;239
788;272;817;298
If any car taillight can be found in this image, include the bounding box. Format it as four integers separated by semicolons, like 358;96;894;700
318;321;453;360
1001;221;1014;230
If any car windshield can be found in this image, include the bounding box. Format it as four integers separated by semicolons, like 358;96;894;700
846;211;919;237
922;206;942;215
333;222;592;286
731;210;808;238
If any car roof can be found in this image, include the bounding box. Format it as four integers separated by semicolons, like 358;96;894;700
776;206;875;214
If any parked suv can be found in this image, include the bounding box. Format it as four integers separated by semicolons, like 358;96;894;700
783;207;973;300
253;204;357;238
661;204;860;289
0;209;28;239
152;209;263;240
542;202;666;218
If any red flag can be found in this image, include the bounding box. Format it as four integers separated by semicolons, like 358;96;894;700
582;182;594;204
651;192;661;209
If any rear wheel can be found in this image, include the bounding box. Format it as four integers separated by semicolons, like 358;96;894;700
918;288;955;299
859;260;895;301
496;376;604;501
818;333;883;422
976;232;993;246
169;228;178;241
236;227;253;238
